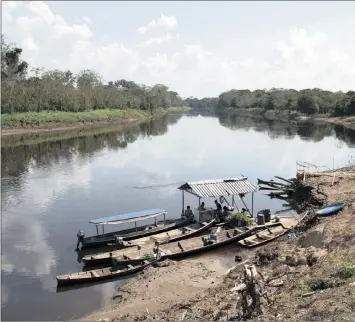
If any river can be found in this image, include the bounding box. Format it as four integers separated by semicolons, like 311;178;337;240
1;112;355;320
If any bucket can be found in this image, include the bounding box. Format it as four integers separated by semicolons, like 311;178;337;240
257;213;265;225
257;209;271;223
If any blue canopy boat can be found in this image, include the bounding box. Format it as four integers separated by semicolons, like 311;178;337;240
316;201;345;217
81;209;193;249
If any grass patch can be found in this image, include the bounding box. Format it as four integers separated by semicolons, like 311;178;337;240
1;106;190;129
167;106;192;113
335;260;355;279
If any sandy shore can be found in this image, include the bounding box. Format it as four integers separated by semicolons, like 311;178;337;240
82;167;355;321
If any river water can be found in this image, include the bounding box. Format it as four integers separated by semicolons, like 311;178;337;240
1;112;355;320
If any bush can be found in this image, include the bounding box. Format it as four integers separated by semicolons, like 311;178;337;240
229;211;254;226
336;261;355;279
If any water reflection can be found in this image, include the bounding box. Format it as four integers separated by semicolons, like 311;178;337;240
1;113;354;321
218;113;355;148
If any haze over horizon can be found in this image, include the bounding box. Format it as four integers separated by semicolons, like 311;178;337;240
3;1;355;98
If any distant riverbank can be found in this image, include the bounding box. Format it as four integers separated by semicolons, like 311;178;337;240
1;106;191;136
222;107;355;130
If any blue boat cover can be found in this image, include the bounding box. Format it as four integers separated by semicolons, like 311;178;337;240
89;209;168;225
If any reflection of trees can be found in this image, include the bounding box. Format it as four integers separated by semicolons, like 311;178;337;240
217;113;355;148
1;114;181;182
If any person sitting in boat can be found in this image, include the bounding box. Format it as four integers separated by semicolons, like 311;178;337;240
241;208;252;217
218;206;230;222
76;230;85;251
198;202;206;211
184;205;194;219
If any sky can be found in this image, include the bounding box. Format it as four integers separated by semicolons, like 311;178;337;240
2;1;355;98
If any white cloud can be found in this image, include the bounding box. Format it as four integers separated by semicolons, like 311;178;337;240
139;32;179;47
22;36;40;53
2;3;355;97
136;14;177;35
82;16;92;23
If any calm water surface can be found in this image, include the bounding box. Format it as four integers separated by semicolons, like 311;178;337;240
2;113;355;320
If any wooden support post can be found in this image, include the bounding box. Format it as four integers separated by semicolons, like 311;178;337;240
182;190;185;216
96;225;99;236
163;212;166;225
155;216;157;227
102;225;104;235
251;192;254;218
239;194;252;217
198;197;201;223
135;221;137;232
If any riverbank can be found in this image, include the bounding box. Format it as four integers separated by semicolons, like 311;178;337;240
1;106;191;136
83;166;355;321
222;108;355;130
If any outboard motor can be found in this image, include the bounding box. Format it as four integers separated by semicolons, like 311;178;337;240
77;230;85;238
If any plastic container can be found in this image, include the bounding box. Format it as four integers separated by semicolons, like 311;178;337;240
257;209;271;223
257;213;265;225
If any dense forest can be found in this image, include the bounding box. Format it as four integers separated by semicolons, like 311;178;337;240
1;36;185;115
1;35;354;117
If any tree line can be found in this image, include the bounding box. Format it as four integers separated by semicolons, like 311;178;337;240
2;35;354;117
1;35;185;115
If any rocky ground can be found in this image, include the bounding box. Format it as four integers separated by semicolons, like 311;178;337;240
83;167;355;321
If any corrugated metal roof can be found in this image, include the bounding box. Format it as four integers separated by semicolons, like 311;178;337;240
178;177;257;198
89;209;167;225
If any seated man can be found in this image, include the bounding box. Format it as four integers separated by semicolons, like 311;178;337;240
198;202;206;211
184;205;194;219
218;206;230;222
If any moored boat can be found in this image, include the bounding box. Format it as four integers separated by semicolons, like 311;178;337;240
110;218;297;267
82;220;216;266
81;209;194;249
56;260;155;286
316;201;345;216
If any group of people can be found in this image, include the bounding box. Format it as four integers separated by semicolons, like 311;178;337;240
183;199;247;222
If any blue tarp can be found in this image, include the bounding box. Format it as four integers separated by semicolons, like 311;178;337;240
89;208;167;225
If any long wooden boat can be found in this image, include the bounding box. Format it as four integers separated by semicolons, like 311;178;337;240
82;220;216;266
82;210;194;249
110;220;295;267
56;260;155;286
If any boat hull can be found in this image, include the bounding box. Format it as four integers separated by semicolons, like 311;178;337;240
81;218;193;249
82;220;216;267
316;201;345;216
56;261;154;286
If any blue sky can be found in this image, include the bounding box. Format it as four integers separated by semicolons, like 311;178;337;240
3;1;355;98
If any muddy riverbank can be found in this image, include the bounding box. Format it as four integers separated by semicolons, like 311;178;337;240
84;167;355;321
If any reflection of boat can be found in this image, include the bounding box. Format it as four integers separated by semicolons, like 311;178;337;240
82;220;216;266
81;209;193;249
56;260;155;286
111;218;298;267
316;201;345;216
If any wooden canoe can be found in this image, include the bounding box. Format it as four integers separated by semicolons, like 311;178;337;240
110;221;291;267
56;260;155;286
82;220;216;267
238;216;299;248
81;218;194;249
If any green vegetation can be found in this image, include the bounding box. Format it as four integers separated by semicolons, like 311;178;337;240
1;33;354;132
229;212;254;226
1;35;188;120
335;260;355;280
1;106;190;129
